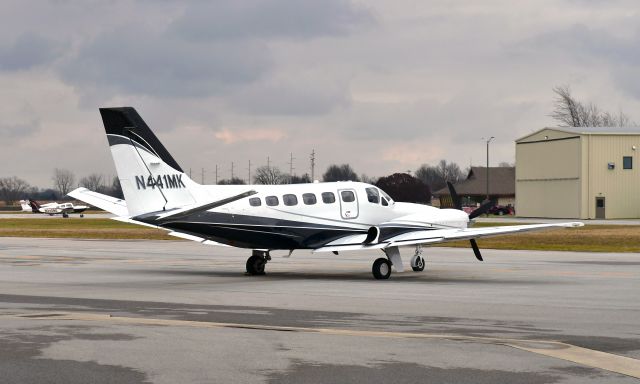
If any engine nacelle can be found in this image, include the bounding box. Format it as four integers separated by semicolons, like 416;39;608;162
363;226;380;244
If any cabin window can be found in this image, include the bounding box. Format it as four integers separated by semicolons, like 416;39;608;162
266;196;279;206
365;187;379;204
623;156;633;169
283;194;298;206
381;197;389;206
322;192;336;204
302;193;317;205
341;190;355;202
249;197;261;207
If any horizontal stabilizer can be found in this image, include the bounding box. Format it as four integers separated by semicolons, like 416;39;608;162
68;188;129;217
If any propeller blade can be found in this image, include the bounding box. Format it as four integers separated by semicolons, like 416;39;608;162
446;182;462;210
469;200;495;220
470;239;483;261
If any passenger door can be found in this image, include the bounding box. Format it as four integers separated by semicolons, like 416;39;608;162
338;189;359;219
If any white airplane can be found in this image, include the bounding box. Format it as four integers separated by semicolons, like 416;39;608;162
20;199;89;218
69;107;583;279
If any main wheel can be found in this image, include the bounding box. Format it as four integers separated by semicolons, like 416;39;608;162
80;214;84;218
372;258;392;280
62;213;69;218
411;256;425;272
246;255;266;275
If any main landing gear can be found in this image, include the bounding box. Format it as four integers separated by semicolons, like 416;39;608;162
246;250;270;275
372;245;426;279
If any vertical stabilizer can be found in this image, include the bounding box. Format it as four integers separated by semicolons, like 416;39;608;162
100;107;198;216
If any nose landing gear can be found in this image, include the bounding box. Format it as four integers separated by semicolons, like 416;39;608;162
410;245;425;272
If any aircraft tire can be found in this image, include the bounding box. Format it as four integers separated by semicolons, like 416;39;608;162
372;258;391;280
411;256;425;272
80;214;84;218
246;255;266;275
62;213;69;218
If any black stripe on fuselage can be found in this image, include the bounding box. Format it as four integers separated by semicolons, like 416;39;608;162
134;210;439;250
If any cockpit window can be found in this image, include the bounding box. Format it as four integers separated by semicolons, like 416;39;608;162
381;197;388;206
365;187;379;204
379;189;394;204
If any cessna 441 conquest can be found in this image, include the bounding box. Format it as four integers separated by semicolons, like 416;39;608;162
69;107;583;279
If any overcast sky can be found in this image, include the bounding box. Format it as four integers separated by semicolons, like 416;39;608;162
2;0;640;187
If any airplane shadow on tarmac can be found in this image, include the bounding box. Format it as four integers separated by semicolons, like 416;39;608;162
127;268;554;285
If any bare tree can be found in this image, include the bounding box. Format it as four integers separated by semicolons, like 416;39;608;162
80;173;103;192
360;174;379;184
498;161;514;167
415;160;465;192
52;168;76;196
109;177;124;199
322;164;359;182
551;85;637;127
0;176;31;205
290;174;311;184
253;166;286;185
218;177;246;185
437;160;464;183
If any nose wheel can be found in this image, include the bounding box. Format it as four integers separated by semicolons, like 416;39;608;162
410;245;425;272
411;256;425;271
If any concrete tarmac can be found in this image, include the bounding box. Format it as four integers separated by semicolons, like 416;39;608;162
0;237;639;383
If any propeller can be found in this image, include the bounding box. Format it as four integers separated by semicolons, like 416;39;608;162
468;200;494;220
446;182;496;262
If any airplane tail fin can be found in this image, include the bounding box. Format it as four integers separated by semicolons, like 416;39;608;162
28;200;40;212
100;107;199;216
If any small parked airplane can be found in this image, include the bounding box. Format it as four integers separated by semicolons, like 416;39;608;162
69;107;583;279
21;199;89;218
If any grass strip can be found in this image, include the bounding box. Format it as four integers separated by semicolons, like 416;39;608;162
1;219;639;252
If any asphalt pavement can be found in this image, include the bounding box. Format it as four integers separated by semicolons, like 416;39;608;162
0;237;638;383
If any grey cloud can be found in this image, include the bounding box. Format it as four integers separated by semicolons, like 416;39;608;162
58;26;272;98
228;78;350;116
0;33;63;71
0;119;39;138
169;0;373;42
512;24;640;99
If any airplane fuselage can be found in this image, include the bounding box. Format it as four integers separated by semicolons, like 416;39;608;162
137;181;468;250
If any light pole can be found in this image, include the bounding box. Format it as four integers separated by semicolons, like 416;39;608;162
483;136;495;202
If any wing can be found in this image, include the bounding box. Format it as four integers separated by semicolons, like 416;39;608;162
68;187;128;217
313;222;584;253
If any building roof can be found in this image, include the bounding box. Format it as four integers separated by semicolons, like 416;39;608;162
517;127;640;142
433;167;515;197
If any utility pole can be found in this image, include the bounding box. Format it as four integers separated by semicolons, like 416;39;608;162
267;156;270;170
231;162;235;180
310;149;316;181
288;152;295;183
483;136;495;201
189;168;192;179
215;164;218;185
247;160;252;184
201;168;205;184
